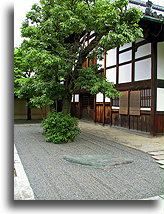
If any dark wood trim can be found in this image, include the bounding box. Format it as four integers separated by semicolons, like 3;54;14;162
116;47;119;84
118;46;132;54
110;98;113;126
128;90;130;129
132;42;135;82
79;94;82;119
117;55;151;67
157;79;164;88
135;54;151;62
150;42;157;136
118;40;148;54
135;40;149;48
141;110;151;115
106;64;117;70
119;60;132;67
155;111;164;115
115;79;151;91
94;94;96;122
102;94;105;126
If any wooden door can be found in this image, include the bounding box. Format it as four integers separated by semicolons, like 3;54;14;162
81;94;94;121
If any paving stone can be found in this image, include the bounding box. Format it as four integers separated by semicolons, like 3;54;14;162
149;151;164;155
155;160;164;165
152;154;164;160
141;196;163;200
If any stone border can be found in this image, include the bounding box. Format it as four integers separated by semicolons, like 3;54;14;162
14;145;35;200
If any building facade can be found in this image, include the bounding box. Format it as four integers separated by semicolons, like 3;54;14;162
71;0;164;135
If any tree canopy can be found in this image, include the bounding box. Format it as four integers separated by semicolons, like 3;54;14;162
15;0;143;114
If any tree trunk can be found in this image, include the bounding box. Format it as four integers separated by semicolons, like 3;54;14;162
62;97;72;115
26;99;31;120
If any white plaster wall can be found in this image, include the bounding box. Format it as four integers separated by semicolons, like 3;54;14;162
105;97;110;102
135;43;151;59
71;94;79;102
106;67;116;84
75;94;79;102
119;43;131;51
96;93;103;102
119;50;132;64
112;106;119;109
106;48;116;67
157;88;164;111
157;42;164;80
119;63;132;83
135;58;151;81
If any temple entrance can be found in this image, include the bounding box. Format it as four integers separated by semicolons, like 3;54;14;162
81;94;94;121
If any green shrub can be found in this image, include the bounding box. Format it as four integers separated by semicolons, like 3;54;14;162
41;111;81;144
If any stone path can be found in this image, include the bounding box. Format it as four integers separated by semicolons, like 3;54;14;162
78;120;164;170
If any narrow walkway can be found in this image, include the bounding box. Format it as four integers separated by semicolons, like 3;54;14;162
78;120;164;169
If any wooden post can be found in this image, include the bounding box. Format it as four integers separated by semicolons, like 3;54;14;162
94;95;96;123
150;42;157;136
103;94;105;126
79;94;82;119
128;89;130;129
110;98;113;126
132;42;135;82
116;47;119;84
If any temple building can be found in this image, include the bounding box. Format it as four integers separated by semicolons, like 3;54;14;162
71;0;164;136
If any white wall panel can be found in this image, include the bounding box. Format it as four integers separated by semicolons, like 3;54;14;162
96;93;103;102
157;42;164;80
119;64;132;83
135;58;151;81
106;48;116;67
105;97;110;102
119;50;132;63
157;88;164;111
106;67;116;84
135;43;151;59
75;94;79;102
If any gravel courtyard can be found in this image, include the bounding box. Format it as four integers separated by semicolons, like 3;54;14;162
14;124;163;200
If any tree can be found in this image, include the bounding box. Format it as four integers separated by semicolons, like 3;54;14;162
14;47;35;120
18;0;143;115
14;47;55;119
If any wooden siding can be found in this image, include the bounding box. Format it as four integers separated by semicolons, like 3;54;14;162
155;114;164;134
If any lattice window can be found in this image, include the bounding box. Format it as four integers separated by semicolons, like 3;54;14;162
112;98;119;106
82;94;94;109
140;89;151;107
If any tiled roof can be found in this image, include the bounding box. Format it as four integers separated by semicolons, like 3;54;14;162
129;0;164;22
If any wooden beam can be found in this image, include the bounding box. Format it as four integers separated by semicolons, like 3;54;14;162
110;99;113;126
102;94;105;126
150;42;157;136
157;79;164;88
132;42;135;82
94;95;96;123
115;79;151;91
116;47;119;84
